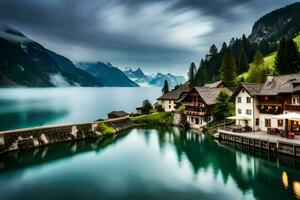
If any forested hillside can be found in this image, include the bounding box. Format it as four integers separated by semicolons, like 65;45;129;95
190;2;300;88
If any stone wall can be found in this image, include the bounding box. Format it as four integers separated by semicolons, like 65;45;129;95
0;116;133;154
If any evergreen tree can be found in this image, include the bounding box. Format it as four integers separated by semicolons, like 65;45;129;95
212;90;231;121
275;37;300;74
188;62;197;88
238;49;249;73
209;44;218;55
286;39;300;73
221;42;228;52
247;51;267;83
219;50;237;87
194;59;207;86
162;80;169;94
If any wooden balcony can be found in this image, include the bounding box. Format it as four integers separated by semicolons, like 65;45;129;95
182;102;205;107
283;104;300;112
184;110;209;116
257;105;282;114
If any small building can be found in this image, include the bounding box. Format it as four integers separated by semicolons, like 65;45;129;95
108;111;129;119
180;81;232;129
157;84;189;111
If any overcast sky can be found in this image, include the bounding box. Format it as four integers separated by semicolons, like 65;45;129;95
0;0;296;74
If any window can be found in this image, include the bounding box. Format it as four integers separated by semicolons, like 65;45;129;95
237;97;241;103
265;119;271;127
169;100;172;104
246;109;252;115
195;118;199;125
169;105;171;109
241;89;245;93
278;119;283;127
246;97;251;103
291;95;300;105
237;109;242;114
256;118;259;126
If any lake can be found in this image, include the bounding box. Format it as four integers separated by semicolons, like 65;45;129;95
0;87;161;131
0;126;299;200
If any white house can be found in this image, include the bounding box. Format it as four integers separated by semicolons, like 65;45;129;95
157;84;189;112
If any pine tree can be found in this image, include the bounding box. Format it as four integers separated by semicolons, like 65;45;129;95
286;39;300;73
219;50;237;87
220;42;227;52
162;80;169;94
238;49;249;73
188;62;197;88
209;44;218;55
194;59;207;86
212;90;231;121
274;37;300;74
247;51;267;83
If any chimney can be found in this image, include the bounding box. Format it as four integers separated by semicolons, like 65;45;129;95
266;74;274;83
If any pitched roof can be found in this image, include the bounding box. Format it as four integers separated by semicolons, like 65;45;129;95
108;111;129;117
204;80;224;88
193;87;232;105
258;74;300;95
157;84;189;100
229;83;263;102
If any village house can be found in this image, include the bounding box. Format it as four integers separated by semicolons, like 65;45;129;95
180;81;232;129
157;84;189;111
228;74;300;135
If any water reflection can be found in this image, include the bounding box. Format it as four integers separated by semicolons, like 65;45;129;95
0;126;299;200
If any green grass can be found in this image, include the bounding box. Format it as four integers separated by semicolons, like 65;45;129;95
96;123;116;135
130;112;173;124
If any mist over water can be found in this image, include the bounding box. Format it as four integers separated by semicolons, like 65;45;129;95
0;87;161;131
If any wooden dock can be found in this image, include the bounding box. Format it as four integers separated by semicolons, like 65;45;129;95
218;129;300;157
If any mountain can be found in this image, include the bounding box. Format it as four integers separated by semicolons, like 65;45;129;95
0;25;102;87
76;62;139;87
249;2;300;44
149;73;185;88
123;67;186;88
123;67;153;86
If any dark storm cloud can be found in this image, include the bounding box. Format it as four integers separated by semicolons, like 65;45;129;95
0;0;295;74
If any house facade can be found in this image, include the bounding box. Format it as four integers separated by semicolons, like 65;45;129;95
181;81;232;129
157;85;189;112
229;74;300;133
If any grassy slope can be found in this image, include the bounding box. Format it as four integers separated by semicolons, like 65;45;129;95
238;34;300;80
130;112;173;124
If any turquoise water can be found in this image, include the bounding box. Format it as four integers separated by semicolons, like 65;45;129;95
0;126;299;200
0;87;161;131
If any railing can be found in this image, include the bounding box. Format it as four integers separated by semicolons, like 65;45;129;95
184;110;208;116
219;125;252;133
182;102;205;107
283;104;300;112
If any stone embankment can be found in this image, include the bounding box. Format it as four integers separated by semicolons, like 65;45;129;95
0;116;133;154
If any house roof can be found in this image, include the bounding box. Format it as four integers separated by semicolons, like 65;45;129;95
229;83;263;102
204;80;224;88
193;87;232;105
258;74;300;95
157;84;190;100
108;111;129;117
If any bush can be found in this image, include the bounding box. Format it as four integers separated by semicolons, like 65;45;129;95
96;123;116;135
141;99;153;114
155;105;164;112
